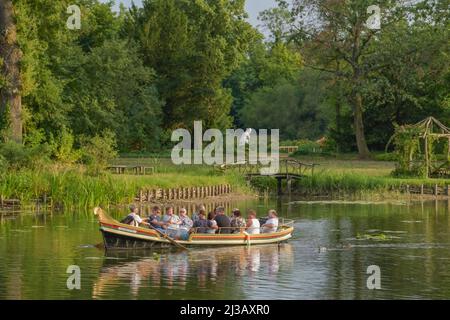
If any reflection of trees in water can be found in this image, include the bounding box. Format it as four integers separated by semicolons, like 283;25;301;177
92;244;294;299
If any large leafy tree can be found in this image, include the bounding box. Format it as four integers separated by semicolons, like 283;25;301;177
126;0;256;131
226;37;303;127
240;71;330;141
64;39;162;151
284;0;408;158
284;0;449;157
3;0;162;152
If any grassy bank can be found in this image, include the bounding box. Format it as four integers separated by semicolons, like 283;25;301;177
4;155;450;209
0;164;249;209
251;155;450;198
294;172;450;194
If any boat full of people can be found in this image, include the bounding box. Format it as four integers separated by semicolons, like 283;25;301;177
94;204;294;249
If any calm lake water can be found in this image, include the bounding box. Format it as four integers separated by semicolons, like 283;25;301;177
1;197;450;300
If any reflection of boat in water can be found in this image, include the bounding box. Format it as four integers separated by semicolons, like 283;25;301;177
92;244;294;299
94;208;294;249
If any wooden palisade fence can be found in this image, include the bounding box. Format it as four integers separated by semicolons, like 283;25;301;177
401;184;450;196
136;184;232;203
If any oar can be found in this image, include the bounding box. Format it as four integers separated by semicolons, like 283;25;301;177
149;225;188;251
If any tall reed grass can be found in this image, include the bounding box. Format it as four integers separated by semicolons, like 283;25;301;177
251;171;450;196
0;166;248;209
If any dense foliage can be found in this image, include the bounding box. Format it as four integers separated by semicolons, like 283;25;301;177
0;0;449;160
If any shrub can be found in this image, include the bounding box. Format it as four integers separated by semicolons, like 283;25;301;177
374;153;397;161
0;141;50;170
52;129;81;164
80;130;118;175
291;139;323;156
249;176;277;192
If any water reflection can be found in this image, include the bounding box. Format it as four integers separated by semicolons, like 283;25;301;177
3;198;450;299
92;244;294;299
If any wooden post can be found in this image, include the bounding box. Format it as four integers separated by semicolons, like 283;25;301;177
139;190;143;203
277;177;282;196
424;137;429;178
446;185;450;196
406;185;410;194
435;184;438;196
421;184;424;195
447;136;450;162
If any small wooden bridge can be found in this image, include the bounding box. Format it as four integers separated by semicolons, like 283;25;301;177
217;159;318;195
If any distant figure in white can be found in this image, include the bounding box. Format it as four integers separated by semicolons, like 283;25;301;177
239;128;253;146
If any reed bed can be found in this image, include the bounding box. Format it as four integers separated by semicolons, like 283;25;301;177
0;166;247;209
295;171;450;195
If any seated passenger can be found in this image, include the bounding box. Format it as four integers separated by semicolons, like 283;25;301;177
179;208;193;231
230;209;246;234
206;212;219;234
214;206;231;234
191;210;208;233
121;204;149;227
192;204;206;222
262;210;279;233
245;209;260;235
179;207;193;240
162;206;181;238
148;206;164;231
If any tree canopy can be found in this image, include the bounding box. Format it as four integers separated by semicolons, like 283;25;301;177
0;0;448;158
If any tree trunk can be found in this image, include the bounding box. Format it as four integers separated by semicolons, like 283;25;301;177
335;97;341;153
0;0;22;143
353;92;370;159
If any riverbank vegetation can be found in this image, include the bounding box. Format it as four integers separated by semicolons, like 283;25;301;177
1;0;448;156
251;155;450;197
1;1;449;207
0;167;246;209
0;137;247;208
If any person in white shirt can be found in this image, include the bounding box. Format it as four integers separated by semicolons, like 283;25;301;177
122;204;149;227
262;210;279;233
162;206;181;230
179;208;193;231
246;209;260;235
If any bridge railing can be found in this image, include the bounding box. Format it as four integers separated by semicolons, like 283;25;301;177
215;159;317;177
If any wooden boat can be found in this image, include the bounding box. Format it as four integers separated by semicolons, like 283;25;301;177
94;207;295;250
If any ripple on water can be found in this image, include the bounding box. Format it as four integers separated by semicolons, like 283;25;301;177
3;199;450;300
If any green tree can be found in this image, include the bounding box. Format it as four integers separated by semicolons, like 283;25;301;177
285;0;410;158
127;0;256;131
240;70;330;140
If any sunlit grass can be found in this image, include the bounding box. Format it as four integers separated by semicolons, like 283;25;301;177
0;163;248;209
